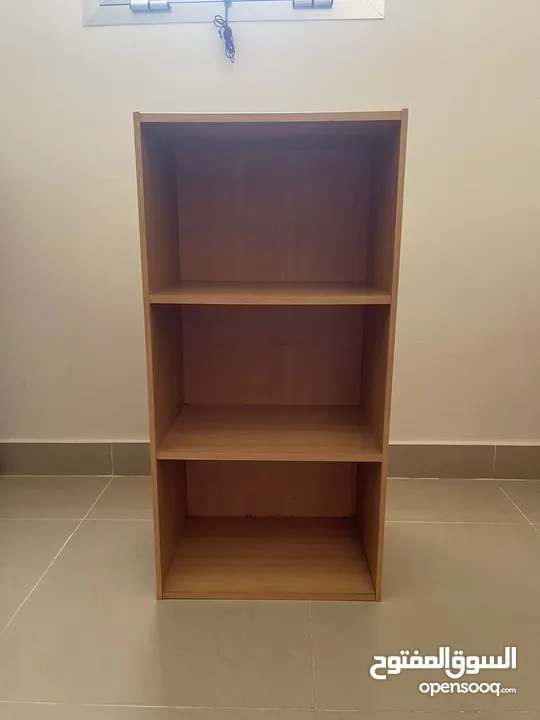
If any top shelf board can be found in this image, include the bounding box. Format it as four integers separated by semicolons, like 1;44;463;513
150;282;391;306
138;111;405;125
136;112;406;143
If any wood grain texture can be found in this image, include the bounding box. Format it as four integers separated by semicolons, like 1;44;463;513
366;122;403;294
176;144;370;282
381;111;408;452
149;306;184;447
150;281;391;306
163;517;375;600
187;461;357;517
370;111;409;600
361;306;391;451
135;120;179;294
135;110;408;601
182;305;363;406
140;111;404;125
356;462;383;595
157;405;382;462
154;460;187;598
135;114;184;596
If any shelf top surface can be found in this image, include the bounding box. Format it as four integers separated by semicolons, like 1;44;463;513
150;282;391;306
157;405;382;462
164;517;375;601
137;111;406;125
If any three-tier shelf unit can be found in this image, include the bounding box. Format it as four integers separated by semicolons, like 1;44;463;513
134;110;408;601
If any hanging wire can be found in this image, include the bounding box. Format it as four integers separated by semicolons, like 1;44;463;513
213;0;235;63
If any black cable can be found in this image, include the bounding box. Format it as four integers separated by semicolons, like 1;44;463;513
213;0;235;63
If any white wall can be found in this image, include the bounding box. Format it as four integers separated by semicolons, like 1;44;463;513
0;0;539;442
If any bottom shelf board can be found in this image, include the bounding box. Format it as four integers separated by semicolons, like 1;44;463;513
163;517;375;601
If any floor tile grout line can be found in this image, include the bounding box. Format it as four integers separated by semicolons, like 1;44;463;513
0;517;87;522
499;486;540;536
0;473;150;479
0;701;314;711
2;474;537;480
0;518;526;525
388;476;532;482
1;700;538;714
0;517;152;522
385;520;525;525
308;601;318;710
0;476;114;639
0;474;115;478
85;517;152;522
322;712;540;716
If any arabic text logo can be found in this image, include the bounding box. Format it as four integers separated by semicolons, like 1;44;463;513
369;646;517;681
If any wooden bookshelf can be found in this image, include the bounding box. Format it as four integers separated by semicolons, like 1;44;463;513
135;111;408;601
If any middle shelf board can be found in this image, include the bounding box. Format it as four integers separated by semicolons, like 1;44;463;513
150;282;391;306
157;405;382;462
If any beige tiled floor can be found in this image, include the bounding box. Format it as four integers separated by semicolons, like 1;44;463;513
87;476;152;520
500;480;540;524
0;476;110;519
0;476;539;719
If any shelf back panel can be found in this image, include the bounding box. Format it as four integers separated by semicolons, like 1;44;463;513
176;140;371;283
182;305;364;406
186;461;357;517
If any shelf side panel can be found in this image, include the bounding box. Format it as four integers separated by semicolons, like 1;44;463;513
136;120;180;295
144;312;185;596
149;306;184;448
153;460;187;597
362;117;408;450
361;307;391;451
360;115;408;600
135;116;187;598
356;462;385;600
366;122;404;295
